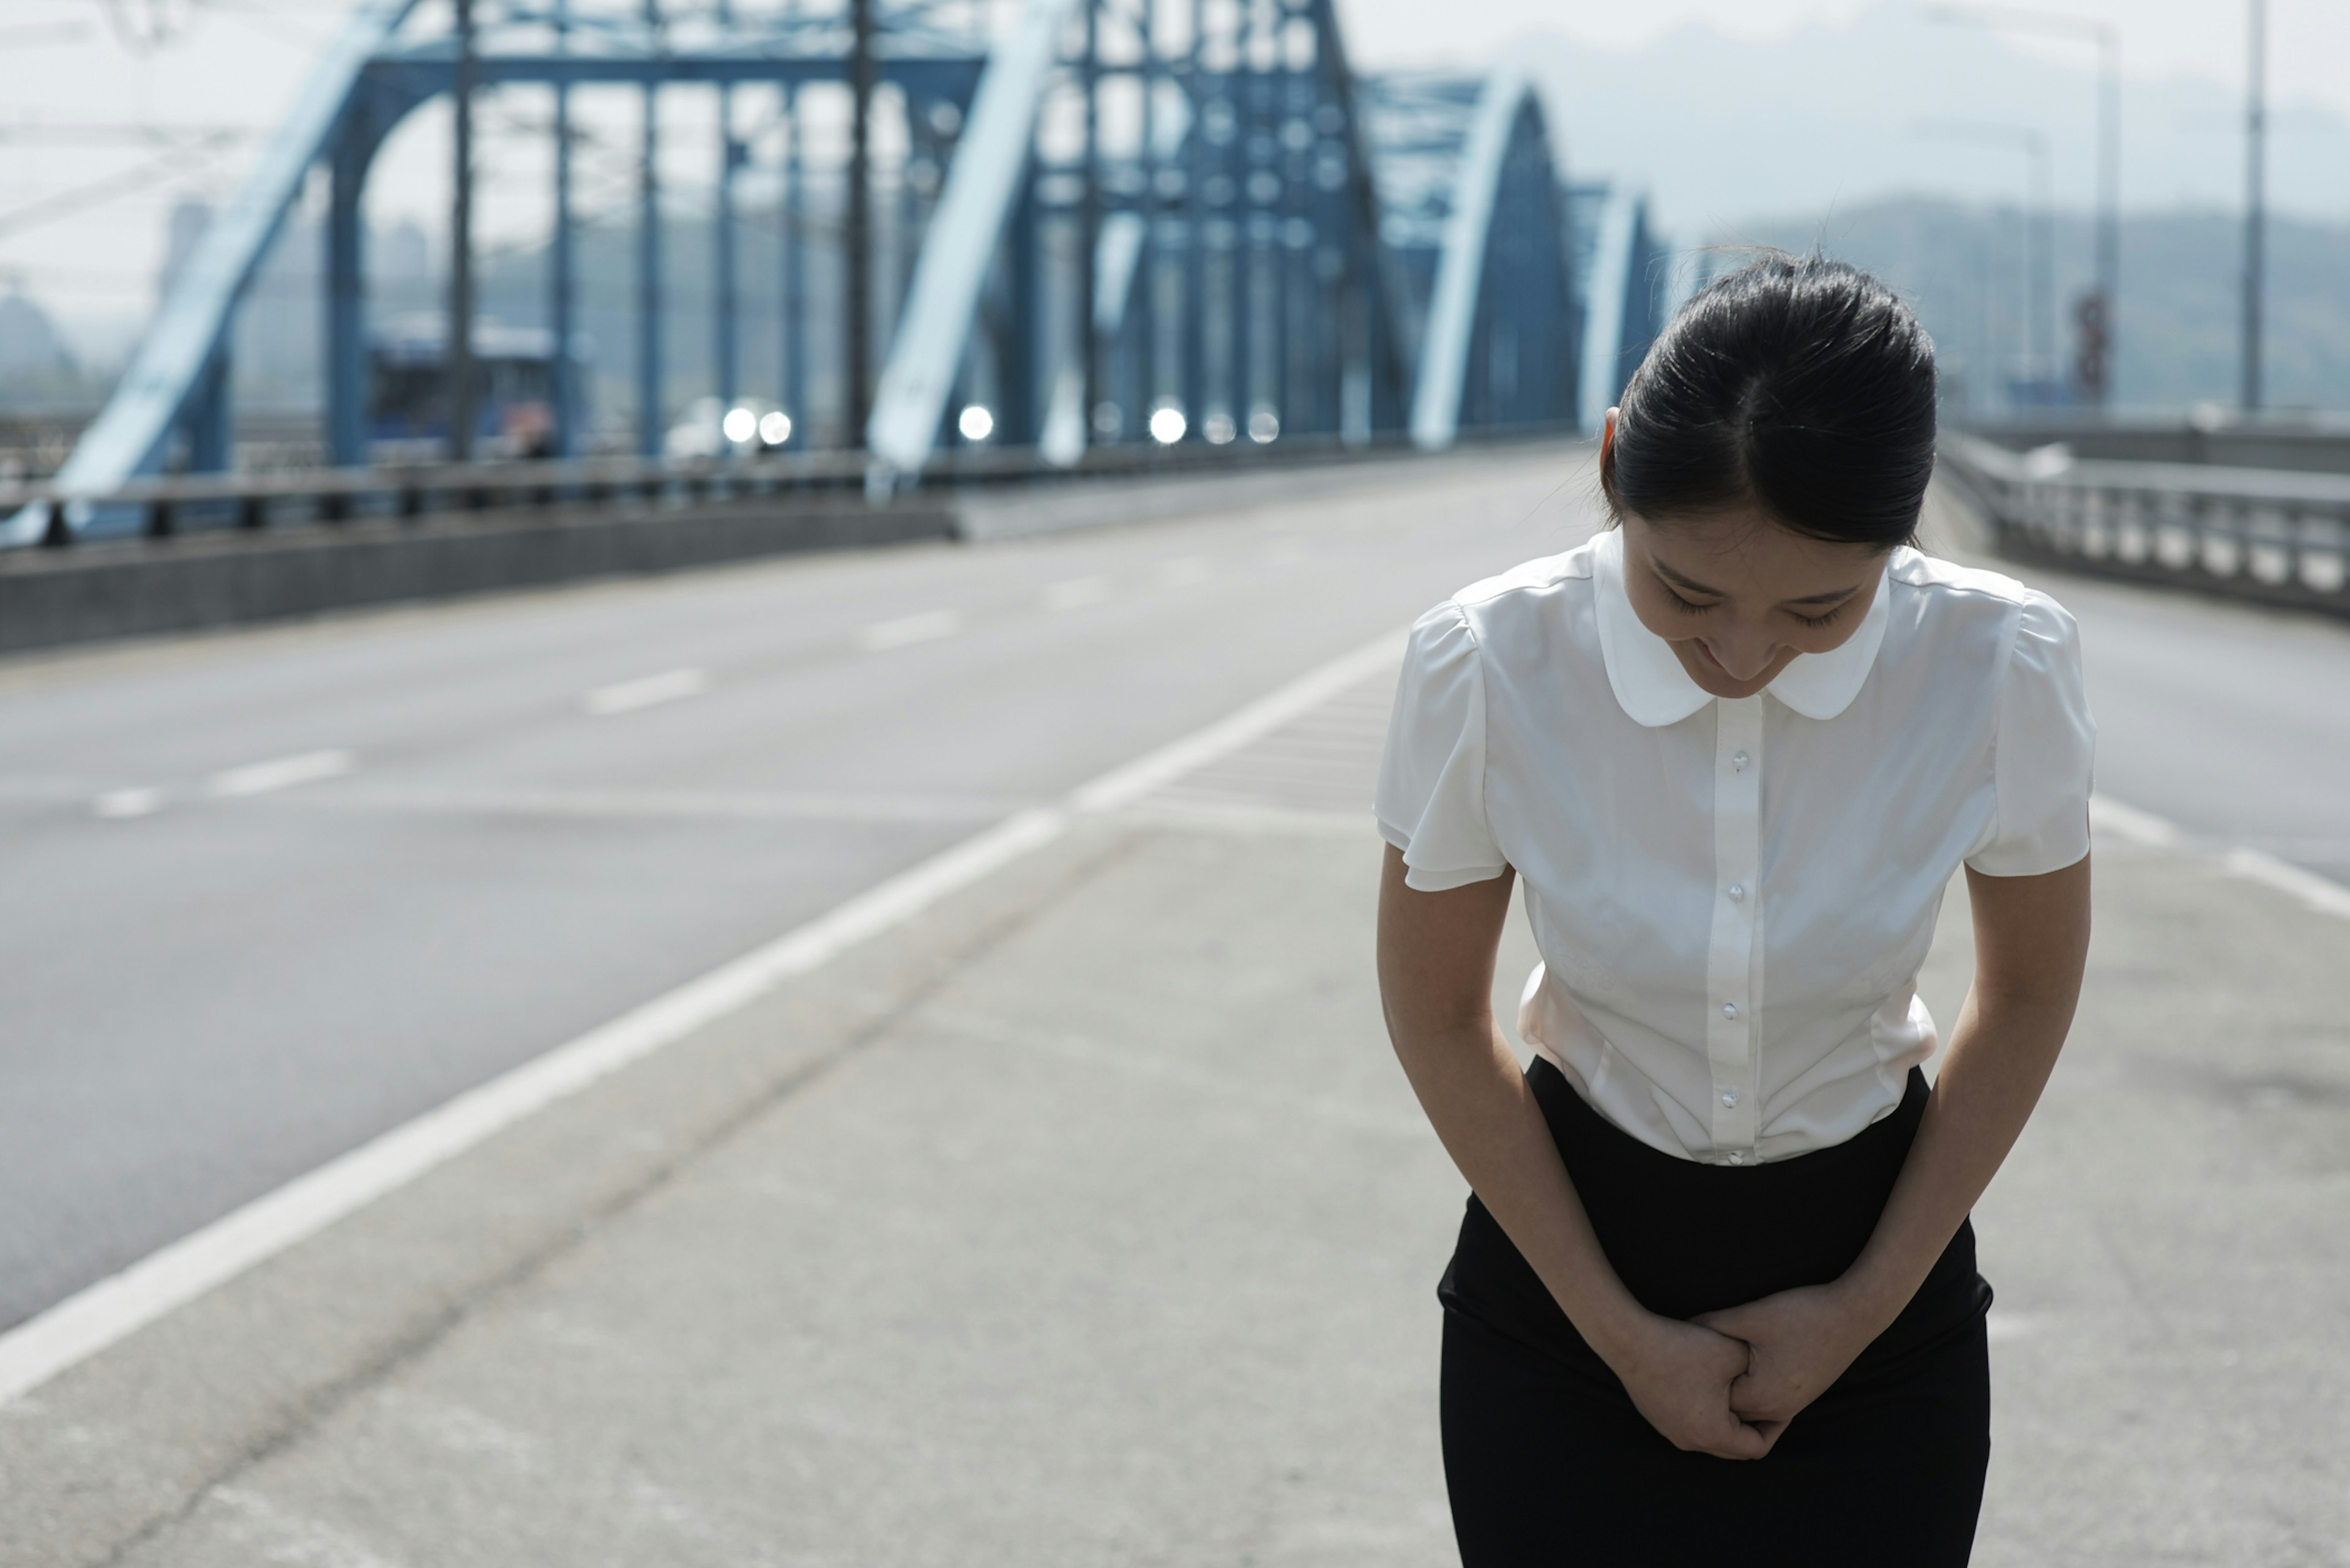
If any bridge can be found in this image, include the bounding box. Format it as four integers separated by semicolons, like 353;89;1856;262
1;6;2347;1565
5;0;1671;552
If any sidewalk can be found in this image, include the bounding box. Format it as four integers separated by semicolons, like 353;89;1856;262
7;654;2348;1566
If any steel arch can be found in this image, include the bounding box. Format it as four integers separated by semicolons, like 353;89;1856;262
1573;181;1667;426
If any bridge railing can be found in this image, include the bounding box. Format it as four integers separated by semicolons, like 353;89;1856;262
1939;430;2350;618
4;422;1587;549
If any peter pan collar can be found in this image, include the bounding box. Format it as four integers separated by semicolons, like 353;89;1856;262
1590;526;1892;728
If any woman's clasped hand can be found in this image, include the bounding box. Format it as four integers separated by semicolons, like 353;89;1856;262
1611;1283;1884;1460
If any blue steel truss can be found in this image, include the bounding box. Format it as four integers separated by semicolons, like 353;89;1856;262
17;0;1669;542
875;0;1412;477
1572;179;1668;424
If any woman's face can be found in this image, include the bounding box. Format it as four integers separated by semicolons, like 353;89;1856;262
1619;506;1890;701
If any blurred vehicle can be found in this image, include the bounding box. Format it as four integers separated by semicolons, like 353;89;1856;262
368;316;579;459
664;397;794;460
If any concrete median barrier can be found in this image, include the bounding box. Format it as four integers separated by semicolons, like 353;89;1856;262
0;496;959;655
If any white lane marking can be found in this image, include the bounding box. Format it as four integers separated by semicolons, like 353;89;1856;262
0;625;1407;1408
283;782;1030;825
1983;1310;2042;1344
2222;847;2350;920
92;787;164;820
1072;633;1403;815
2090;793;2350;921
1157;554;1212;588
1043;576;1111;613
859;610;962;651
208;750;355;798
583;668;709;717
2087;796;2182;849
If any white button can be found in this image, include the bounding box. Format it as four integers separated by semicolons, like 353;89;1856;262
1721;1002;1739;1020
1721;1089;1739;1108
1727;1151;1745;1165
1728;884;1745;901
1731;750;1750;771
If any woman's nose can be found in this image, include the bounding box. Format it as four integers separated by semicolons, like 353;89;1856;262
1705;630;1780;681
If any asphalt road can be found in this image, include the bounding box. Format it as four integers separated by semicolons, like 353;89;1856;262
4;449;2346;1334
2048;569;2350;886
0;449;1594;1333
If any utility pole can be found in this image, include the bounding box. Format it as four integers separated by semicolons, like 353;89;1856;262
847;0;875;440
2242;0;2267;413
448;0;477;461
2092;23;2118;405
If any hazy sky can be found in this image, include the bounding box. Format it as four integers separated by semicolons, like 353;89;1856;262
0;0;2339;352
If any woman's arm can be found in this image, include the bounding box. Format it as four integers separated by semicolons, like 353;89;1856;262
1698;856;2094;1427
1376;845;1775;1460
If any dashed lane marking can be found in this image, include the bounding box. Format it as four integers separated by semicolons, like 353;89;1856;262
1043;576;1111;612
859;610;963;651
583;668;709;716
92;787;163;820
207;750;355;798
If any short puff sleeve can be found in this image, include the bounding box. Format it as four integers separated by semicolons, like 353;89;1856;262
1376;601;1509;891
1966;590;2095;876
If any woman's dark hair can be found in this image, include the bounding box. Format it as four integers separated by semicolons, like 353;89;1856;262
1600;253;1936;548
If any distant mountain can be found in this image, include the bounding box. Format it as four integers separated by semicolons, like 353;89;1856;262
1715;197;2350;414
1510;4;2350;236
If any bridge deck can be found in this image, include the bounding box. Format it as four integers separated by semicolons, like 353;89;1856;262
2;449;2345;1564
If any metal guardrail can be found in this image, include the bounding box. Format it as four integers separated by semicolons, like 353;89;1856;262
1938;430;2350;616
1;426;1544;550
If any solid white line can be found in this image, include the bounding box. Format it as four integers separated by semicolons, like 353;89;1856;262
583;668;709;716
92;787;164;820
0;625;1408;1408
1072;630;1402;814
859;610;962;651
2090;793;2350;921
208;750;355;797
2222;847;2350;920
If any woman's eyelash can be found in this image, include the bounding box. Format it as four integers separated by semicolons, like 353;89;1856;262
1663;584;1848;628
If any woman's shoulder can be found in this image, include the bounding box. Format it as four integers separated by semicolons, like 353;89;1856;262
1889;547;2064;611
1422;536;1606;647
1886;548;2076;643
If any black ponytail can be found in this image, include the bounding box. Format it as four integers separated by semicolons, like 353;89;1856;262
1600;252;1936;549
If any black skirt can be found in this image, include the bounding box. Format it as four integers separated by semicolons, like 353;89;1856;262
1439;1059;1993;1567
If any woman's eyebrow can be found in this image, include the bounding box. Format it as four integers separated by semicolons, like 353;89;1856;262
1783;584;1863;607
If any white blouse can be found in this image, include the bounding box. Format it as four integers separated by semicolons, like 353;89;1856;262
1376;528;2094;1165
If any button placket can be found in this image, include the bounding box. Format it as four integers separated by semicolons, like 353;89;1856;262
1704;698;1762;1158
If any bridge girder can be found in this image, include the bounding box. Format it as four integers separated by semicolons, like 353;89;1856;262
21;1;1658;542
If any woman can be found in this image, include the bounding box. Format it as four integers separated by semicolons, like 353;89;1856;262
1374;255;2092;1566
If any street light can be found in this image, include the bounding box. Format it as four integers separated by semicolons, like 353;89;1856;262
1926;4;2119;406
2242;0;2267;413
1912;118;2054;405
